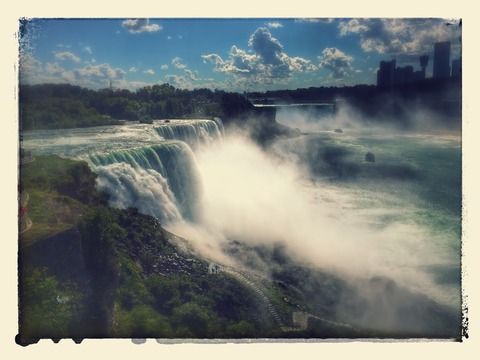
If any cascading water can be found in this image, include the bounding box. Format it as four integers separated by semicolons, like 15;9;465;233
154;119;223;147
22;118;223;223
88;141;202;221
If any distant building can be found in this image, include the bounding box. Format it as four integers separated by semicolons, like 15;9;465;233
394;65;414;85
413;70;425;82
451;57;462;78
433;41;451;79
377;59;396;88
419;55;429;79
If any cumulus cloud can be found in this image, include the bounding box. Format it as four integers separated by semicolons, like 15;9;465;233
73;63;126;84
121;19;162;34
83;46;92;54
172;57;187;69
184;69;198;81
266;22;283;29
20;52;127;89
338;18;461;56
164;57;207;89
318;47;353;78
144;69;155;75
129;67;138;72
202;27;317;86
248;27;284;66
164;74;190;89
53;51;81;63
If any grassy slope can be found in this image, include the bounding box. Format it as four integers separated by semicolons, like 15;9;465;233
19;156;98;246
18;155;272;342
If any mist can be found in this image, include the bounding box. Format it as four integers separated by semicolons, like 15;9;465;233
168;131;459;313
275;100;461;134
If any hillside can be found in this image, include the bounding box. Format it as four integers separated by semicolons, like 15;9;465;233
18;155;281;343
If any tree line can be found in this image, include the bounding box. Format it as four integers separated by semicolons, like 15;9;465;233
19;83;253;130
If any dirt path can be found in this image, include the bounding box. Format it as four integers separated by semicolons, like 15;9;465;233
221;266;298;332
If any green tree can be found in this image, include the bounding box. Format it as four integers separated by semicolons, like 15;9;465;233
78;208;125;335
19;267;80;340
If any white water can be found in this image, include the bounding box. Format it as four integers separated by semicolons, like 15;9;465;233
22;119;219;221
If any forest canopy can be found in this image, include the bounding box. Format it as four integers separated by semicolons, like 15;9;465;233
19;83;253;130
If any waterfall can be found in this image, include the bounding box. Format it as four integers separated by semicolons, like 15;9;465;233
22;119;225;223
94;163;183;223
154;119;223;147
89;141;202;222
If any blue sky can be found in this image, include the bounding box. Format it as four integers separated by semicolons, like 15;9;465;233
19;18;461;92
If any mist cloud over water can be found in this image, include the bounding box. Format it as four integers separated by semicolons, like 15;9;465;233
168;132;460;312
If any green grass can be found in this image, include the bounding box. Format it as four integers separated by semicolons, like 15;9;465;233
19;155;104;246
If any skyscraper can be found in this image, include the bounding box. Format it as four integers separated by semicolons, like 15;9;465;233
433;41;451;79
419;55;429;79
377;59;396;88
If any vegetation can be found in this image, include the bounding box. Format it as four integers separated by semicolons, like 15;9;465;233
19;267;81;340
19;155;107;246
18;155;269;342
20;83;253;130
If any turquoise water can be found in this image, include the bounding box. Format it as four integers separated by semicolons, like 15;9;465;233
274;129;462;308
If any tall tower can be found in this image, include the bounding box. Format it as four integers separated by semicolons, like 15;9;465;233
433;41;451;79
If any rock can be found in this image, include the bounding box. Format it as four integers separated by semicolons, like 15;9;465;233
365;152;375;163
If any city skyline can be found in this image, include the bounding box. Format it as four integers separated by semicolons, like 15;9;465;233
20;18;461;92
376;40;461;88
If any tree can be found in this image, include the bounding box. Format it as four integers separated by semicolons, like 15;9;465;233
78;208;125;335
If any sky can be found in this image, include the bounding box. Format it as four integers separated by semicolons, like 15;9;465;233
19;18;462;92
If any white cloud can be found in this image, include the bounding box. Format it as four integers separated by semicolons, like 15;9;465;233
202;27;317;86
129;67;138;72
318;47;353;79
184;69;198;81
121;19;162;34
53;51;81;63
144;69;155;75
73;64;126;84
164;56;209;89
266;22;283;29
171;57;187;69
167;36;172;40
338;18;461;56
83;46;92;54
20;53;127;89
295;18;334;23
